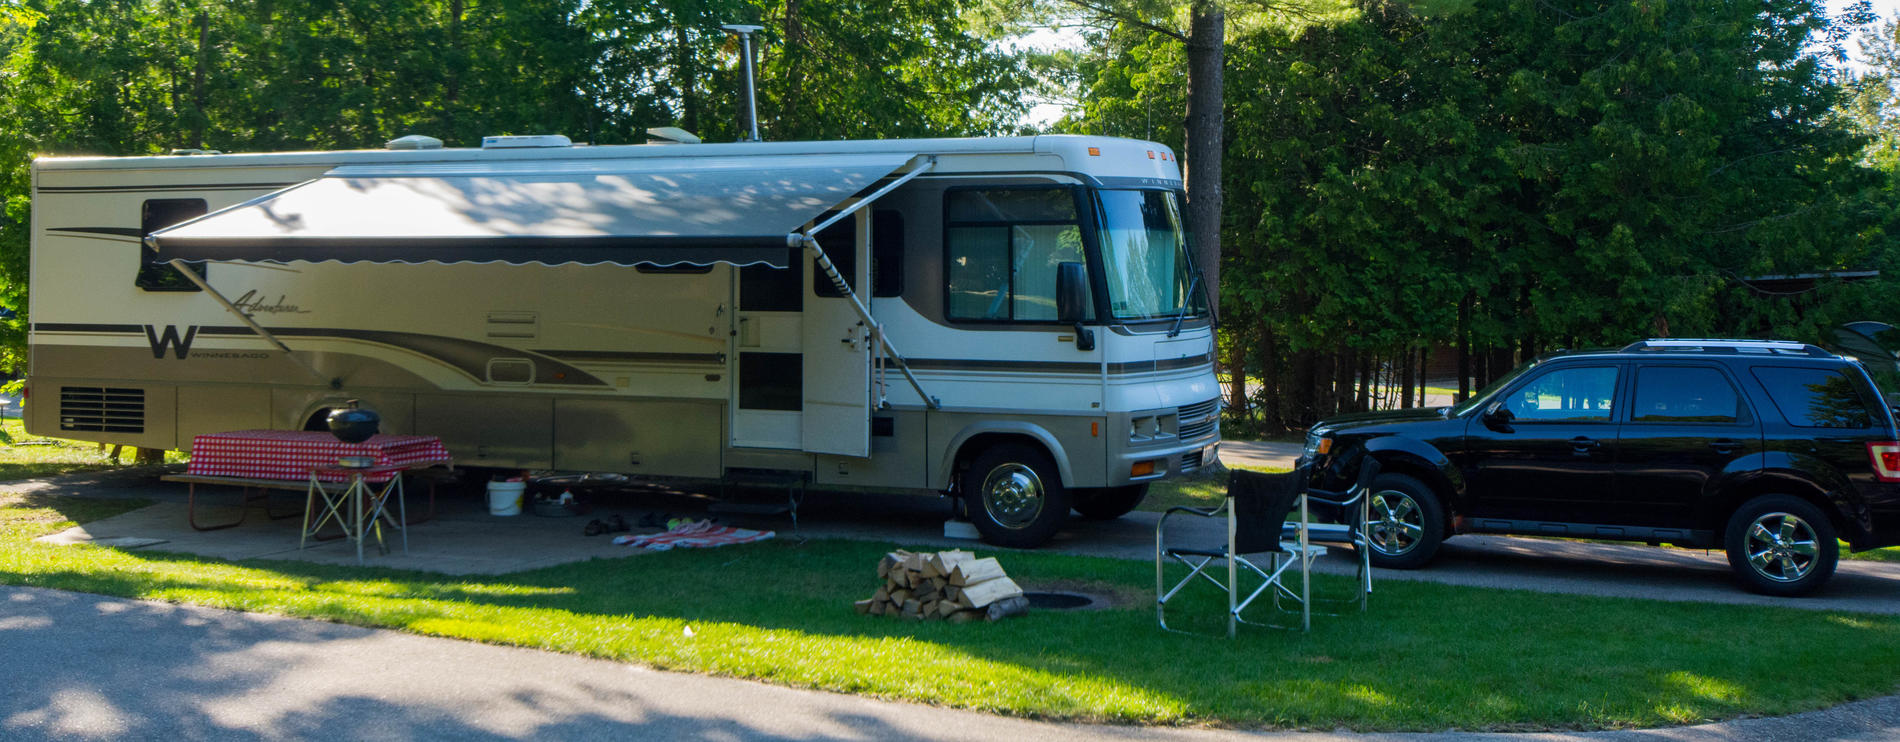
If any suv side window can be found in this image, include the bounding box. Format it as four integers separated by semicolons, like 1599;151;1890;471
1504;366;1618;422
1751;366;1874;429
1631;366;1747;424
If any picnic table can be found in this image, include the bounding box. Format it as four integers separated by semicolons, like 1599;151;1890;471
165;429;451;531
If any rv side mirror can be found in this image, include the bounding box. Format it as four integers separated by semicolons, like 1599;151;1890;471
1056;262;1088;323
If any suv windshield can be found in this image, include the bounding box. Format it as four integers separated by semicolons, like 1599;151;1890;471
1097;190;1201;321
1448;359;1539;416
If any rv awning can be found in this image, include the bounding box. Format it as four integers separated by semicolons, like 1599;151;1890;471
145;152;919;268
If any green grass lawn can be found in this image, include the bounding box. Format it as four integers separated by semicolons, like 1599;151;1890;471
4;488;1900;732
0;419;143;481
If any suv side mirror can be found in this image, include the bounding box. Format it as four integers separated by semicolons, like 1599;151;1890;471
1056;262;1088;322
1483;402;1516;432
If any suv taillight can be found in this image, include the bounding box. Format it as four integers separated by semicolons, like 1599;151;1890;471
1870;442;1900;482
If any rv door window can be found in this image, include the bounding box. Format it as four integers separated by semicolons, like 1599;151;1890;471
812;209;905;299
944;189;1085;323
137;199;207;292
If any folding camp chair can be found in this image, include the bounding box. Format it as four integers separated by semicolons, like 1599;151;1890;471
1286;456;1382;613
1156;467;1325;636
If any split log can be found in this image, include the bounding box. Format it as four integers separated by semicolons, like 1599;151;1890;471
948;557;1004;587
958;576;1023;609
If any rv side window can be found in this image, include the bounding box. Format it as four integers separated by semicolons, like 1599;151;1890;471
812;209;904;299
137;199;208;291
943;189;1084;322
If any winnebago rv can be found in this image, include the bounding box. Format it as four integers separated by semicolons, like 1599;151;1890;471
25;134;1219;546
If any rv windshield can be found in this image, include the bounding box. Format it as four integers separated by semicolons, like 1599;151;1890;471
1097;190;1200;322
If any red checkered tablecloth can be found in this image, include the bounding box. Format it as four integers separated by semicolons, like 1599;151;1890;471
189;430;452;484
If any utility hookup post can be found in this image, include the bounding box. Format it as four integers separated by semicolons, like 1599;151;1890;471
721;24;765;143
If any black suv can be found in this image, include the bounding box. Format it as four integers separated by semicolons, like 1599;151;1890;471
1301;339;1900;596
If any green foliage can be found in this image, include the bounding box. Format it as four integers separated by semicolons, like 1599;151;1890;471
1128;0;1900;427
0;0;1032;373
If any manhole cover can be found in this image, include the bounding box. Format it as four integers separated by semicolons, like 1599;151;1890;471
1023;591;1096;610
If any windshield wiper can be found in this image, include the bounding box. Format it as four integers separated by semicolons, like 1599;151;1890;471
1168;271;1204;338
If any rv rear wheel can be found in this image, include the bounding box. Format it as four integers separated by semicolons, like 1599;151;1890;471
962;443;1070;548
1072;484;1149;520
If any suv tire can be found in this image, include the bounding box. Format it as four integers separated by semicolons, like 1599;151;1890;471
1364;473;1445;570
1724;494;1839;597
963;443;1071;548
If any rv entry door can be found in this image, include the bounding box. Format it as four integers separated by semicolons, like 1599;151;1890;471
799;210;873;457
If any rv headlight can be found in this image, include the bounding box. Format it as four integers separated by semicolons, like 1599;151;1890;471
1131;416;1158;441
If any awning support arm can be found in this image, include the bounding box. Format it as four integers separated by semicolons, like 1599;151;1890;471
167;259;336;387
794;157;939;410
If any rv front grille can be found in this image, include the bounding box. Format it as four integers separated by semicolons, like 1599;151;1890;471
1177;398;1219;440
59;387;145;434
1181;449;1204;472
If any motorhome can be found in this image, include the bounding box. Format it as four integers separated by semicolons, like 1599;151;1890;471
25;134;1220;546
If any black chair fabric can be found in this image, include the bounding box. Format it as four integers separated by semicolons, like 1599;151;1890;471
1230;469;1305;554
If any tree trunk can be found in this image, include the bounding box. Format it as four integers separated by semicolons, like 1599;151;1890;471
1400;348;1415;408
1258;316;1280;429
1223;319;1248;414
1333;345;1355;416
1184;1;1224;390
1456;295;1472;402
1291;347;1317;427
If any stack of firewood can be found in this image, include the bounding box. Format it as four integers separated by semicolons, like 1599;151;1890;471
855;549;1028;622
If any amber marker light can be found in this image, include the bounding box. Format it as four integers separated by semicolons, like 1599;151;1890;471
1087;147;1101;156
1132;460;1156;477
1316;437;1333;456
1091;421;1100;437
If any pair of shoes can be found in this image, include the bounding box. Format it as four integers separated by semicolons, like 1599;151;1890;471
583;519;610;536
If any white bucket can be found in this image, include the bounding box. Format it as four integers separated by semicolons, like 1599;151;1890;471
486;481;525;516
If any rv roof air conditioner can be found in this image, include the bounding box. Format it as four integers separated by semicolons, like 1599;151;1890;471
385;134;444;151
645;127;702;145
481;134;573;149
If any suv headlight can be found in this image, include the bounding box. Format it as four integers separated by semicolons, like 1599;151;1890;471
1302;431;1332;459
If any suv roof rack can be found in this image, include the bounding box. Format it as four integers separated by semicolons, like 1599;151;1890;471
1619;338;1834;357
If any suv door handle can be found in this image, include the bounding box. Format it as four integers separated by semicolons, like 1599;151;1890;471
1570;436;1601;457
1709;439;1739;455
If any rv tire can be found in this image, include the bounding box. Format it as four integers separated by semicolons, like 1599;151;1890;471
962;443;1069;548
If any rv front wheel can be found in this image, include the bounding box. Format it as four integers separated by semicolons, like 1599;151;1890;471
963;443;1070;548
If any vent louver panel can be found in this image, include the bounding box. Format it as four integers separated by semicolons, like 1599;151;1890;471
1177;398;1219;441
59;387;145;434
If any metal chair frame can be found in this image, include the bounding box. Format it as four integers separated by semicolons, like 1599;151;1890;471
1156;468;1326;636
1287;457;1382;613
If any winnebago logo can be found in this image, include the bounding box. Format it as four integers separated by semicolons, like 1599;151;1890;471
144;325;196;359
143;325;270;360
231;290;310;315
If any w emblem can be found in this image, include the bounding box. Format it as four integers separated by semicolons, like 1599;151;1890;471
143;325;197;359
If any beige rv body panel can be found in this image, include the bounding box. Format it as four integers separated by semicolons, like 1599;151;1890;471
27;136;1220;494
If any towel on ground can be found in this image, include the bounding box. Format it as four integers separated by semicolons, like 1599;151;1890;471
613;519;774;550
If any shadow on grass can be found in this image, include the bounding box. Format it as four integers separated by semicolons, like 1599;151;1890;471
8;525;1900;730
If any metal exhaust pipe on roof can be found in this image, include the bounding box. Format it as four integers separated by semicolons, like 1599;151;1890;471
721;24;764;143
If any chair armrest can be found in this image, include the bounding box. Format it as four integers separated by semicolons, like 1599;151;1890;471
1305;485;1365;506
1163;505;1222;518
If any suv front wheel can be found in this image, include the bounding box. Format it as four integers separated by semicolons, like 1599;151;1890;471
1724;494;1839;597
1364;473;1446;570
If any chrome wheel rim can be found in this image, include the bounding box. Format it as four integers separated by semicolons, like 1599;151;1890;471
1744;511;1821;583
981;463;1045;529
1367;489;1425;557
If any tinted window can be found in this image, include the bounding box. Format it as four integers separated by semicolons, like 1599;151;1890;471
1751;366;1873;428
1505;366;1618;422
137;198;207;291
1631;366;1744;424
945;189;1085;322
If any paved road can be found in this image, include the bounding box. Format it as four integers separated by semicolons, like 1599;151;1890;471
6;585;1900;742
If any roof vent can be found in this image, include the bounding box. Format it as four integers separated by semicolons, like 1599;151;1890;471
481;134;573;149
386;134;444;150
645;127;702;145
